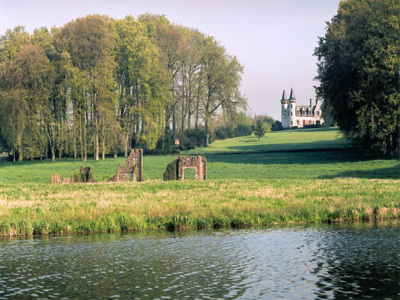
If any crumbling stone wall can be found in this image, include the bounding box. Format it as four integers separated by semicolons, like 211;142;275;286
108;149;143;182
75;166;97;183
163;156;207;181
50;173;70;184
51;166;96;184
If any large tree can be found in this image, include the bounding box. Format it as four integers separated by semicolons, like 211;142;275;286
115;16;169;155
0;43;54;161
0;14;247;160
54;15;117;160
315;0;400;155
199;36;246;146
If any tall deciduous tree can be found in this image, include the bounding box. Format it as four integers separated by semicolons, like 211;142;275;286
115;16;169;154
199;36;246;146
55;15;117;160
0;43;54;160
315;0;400;155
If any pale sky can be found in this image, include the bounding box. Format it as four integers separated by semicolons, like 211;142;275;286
0;0;340;120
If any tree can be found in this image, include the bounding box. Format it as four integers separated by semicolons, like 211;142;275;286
0;43;55;161
54;15;117;160
0;14;247;159
272;120;283;131
199;36;246;146
115;16;168;154
255;120;266;141
315;0;400;155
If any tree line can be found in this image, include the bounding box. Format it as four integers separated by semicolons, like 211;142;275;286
0;14;247;161
315;0;400;156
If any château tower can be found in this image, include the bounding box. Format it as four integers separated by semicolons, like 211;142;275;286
280;88;323;129
280;89;290;128
288;88;297;127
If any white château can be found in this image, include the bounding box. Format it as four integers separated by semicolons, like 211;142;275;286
280;88;323;129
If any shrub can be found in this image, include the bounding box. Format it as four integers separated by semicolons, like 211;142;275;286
234;124;252;137
272;121;283;131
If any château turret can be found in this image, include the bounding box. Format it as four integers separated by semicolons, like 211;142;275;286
280;87;324;129
289;88;296;101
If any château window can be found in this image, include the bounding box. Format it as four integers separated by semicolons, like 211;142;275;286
291;112;293;116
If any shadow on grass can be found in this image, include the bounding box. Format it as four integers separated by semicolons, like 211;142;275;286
205;150;400;180
205;149;364;166
219;139;352;153
318;165;400;180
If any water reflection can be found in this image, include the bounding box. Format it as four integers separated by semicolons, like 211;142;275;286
1;222;400;299
313;222;400;300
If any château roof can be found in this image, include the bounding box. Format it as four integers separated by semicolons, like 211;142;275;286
295;105;317;117
289;88;296;101
281;90;288;102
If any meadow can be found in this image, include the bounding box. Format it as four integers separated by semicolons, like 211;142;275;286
0;128;399;236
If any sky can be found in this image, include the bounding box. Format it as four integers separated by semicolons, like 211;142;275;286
0;0;341;121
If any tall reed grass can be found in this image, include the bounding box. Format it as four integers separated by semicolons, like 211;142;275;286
0;177;399;236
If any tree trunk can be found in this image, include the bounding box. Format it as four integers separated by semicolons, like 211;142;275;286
205;118;209;147
102;127;106;160
124;133;129;158
51;145;55;162
94;92;99;161
74;135;77;160
83;123;87;162
397;71;400;159
172;108;176;141
397;111;400;159
95;131;99;160
80;121;84;161
18;148;23;161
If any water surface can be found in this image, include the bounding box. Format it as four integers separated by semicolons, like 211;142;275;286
1;222;400;299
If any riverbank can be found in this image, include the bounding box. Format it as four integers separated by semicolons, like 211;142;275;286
0;129;399;236
0;177;399;236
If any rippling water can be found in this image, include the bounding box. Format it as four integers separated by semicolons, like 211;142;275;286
1;222;400;299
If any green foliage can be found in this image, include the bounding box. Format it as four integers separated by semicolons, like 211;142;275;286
0;14;246;160
233;124;252;137
271;121;283;131
254;120;266;140
315;0;400;155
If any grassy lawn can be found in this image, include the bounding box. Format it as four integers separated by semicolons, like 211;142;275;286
0;128;399;236
185;127;352;154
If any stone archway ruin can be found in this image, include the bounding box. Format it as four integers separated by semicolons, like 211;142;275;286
108;149;143;182
163;156;207;181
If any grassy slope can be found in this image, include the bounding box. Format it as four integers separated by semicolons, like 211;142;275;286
185;127;352;154
0;128;399;236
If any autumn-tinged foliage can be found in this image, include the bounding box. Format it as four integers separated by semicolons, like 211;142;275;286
0;14;246;161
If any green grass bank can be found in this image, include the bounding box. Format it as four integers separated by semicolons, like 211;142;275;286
0;128;399;236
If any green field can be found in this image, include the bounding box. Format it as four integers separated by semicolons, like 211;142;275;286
0;128;399;236
186;127;352;154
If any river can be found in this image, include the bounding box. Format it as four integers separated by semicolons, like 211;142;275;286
1;221;400;299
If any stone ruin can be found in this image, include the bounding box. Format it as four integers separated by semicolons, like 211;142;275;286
50;149;143;184
108;149;143;182
51;166;97;184
163;156;207;181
